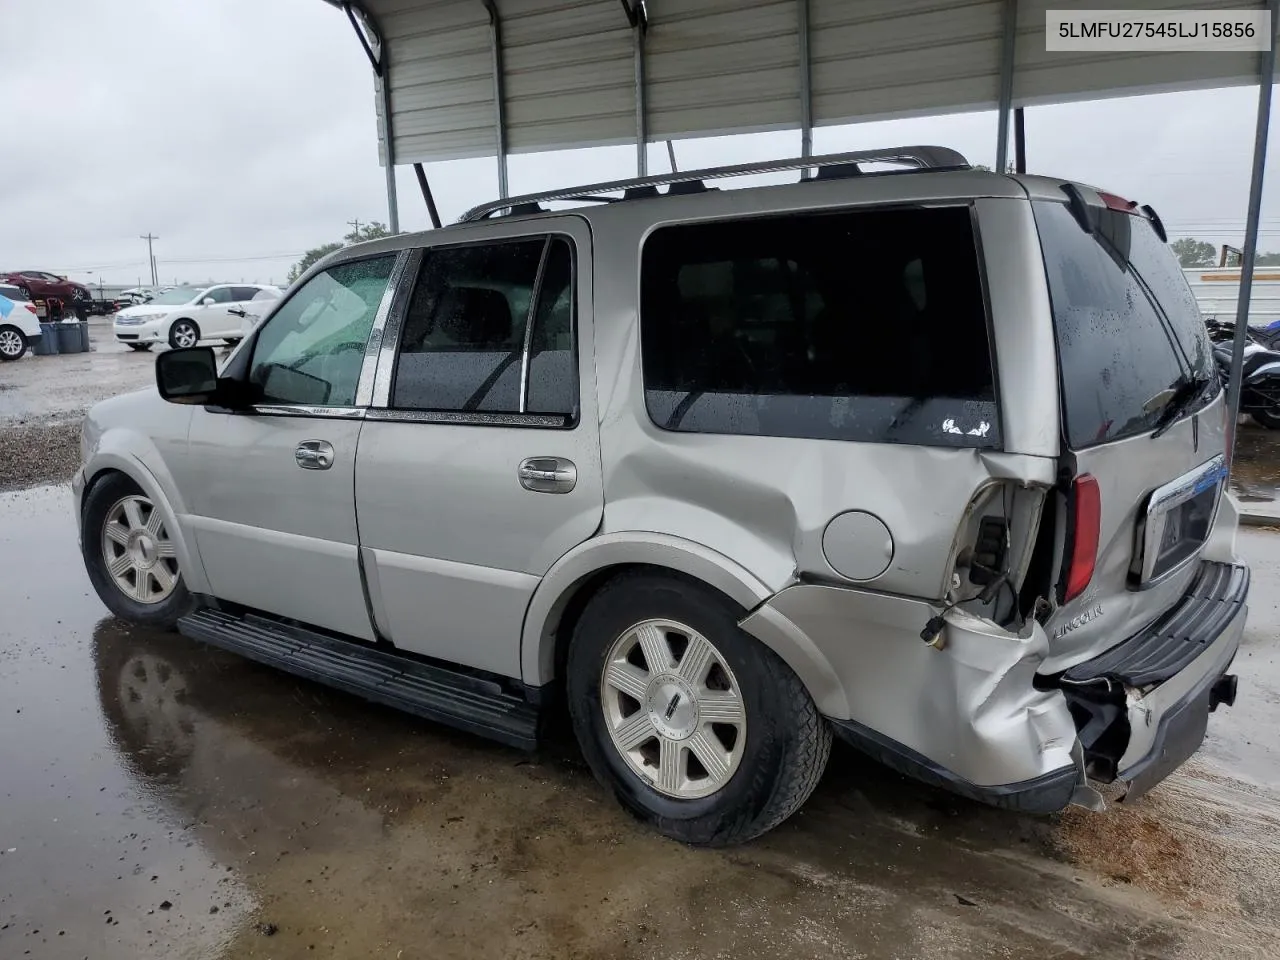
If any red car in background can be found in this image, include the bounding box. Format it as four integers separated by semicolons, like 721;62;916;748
0;270;93;318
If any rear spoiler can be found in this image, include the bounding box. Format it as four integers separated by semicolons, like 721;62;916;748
1060;183;1167;243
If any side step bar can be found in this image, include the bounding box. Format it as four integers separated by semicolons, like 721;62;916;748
178;609;540;750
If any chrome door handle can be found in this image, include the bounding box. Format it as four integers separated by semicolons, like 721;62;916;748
295;440;334;470
518;457;577;494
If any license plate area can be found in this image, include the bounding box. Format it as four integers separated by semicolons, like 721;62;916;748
1133;455;1227;589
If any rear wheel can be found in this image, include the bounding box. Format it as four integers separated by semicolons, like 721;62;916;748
82;472;195;628
0;325;27;361
169;319;200;349
567;571;830;846
126;343;153;352
1252;408;1280;430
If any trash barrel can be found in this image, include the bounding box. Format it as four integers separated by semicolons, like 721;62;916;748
55;322;81;354
32;323;59;355
76;320;91;352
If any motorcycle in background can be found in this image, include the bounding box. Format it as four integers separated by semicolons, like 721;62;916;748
1204;316;1280;429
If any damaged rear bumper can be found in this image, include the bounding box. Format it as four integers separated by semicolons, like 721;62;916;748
1055;561;1248;800
740;561;1247;815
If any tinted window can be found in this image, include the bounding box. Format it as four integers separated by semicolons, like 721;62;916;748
202;287;233;304
0;284;28;301
526;238;576;417
249;256;395;406
1034;201;1217;448
392;237;577;420
640;206;998;447
231;286;262;301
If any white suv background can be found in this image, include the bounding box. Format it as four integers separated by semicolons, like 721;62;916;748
113;284;281;350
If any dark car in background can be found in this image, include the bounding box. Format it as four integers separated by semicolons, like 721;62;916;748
0;270;93;318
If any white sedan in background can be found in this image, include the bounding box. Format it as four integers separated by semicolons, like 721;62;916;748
113;283;281;351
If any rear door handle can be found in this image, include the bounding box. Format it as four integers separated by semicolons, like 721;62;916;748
518;457;577;494
295;440;334;470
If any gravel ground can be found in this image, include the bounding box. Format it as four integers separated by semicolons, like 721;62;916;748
0;421;82;492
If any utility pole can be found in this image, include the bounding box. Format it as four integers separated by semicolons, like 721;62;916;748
140;234;158;287
347;218;362;240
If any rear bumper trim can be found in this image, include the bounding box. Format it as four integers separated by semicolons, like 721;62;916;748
828;717;1079;814
1062;561;1248;687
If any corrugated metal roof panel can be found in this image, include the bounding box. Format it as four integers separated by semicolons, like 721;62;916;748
646;0;799;139
352;0;1277;166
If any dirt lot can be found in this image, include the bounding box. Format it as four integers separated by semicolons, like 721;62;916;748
1;329;1279;959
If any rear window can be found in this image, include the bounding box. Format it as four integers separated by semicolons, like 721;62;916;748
0;284;27;301
639;206;999;448
1034;200;1216;448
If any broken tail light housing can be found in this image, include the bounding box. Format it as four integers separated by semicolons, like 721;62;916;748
1064;474;1101;602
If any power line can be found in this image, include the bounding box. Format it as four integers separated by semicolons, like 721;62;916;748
140;233;158;287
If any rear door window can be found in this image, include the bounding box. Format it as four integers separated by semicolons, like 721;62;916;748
391;236;578;421
1034;201;1217;448
639;205;998;447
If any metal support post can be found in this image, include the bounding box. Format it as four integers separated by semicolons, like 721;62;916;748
1226;0;1278;449
995;0;1018;173
414;163;443;229
631;3;648;176
482;0;509;199
1014;107;1026;173
799;0;812;163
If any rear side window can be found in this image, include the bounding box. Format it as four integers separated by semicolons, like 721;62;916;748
231;286;262;301
1034;201;1216;448
640;206;999;447
392;236;577;421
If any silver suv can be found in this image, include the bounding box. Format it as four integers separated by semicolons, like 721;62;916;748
74;147;1247;845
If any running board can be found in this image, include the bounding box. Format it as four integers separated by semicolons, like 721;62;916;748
178;609;539;750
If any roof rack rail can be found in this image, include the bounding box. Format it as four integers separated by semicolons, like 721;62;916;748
459;145;970;222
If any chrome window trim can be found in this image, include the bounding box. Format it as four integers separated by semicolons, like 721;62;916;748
1136;453;1228;588
354;249;414;408
364;408;566;428
519;238;553;414
371;248;425;407
250;404;366;420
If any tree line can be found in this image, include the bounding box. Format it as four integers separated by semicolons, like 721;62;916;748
287;221;392;283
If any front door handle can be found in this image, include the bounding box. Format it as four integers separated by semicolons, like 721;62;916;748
518;457;577;494
295;440;334;470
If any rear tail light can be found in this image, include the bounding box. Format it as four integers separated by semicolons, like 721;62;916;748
23;303;37;314
1065;474;1101;602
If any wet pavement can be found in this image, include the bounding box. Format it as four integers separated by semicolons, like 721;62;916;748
1;486;1279;959
0;321;157;428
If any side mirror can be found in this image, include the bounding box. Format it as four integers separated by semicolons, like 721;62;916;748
201;297;216;306
156;347;220;405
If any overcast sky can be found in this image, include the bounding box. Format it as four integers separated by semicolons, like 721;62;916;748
1;0;1277;288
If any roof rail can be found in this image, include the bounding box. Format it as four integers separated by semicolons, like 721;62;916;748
459;145;970;222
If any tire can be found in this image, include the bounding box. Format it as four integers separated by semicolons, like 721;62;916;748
566;571;830;846
1251;407;1280;430
81;472;195;628
168;319;200;349
75;306;88;321
127;343;154;352
0;325;27;361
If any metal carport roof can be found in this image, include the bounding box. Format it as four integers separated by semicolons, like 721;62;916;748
324;0;1276;431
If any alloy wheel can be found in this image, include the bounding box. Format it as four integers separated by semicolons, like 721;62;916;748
0;328;22;357
599;618;747;799
100;494;180;604
172;322;198;348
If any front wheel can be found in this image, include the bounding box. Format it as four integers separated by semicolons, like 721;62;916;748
567;571;830;846
82;472;195;628
0;325;27;361
168;319;200;349
126;342;153;352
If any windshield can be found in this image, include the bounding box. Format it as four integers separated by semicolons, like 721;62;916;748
148;286;205;306
1034;200;1217;448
